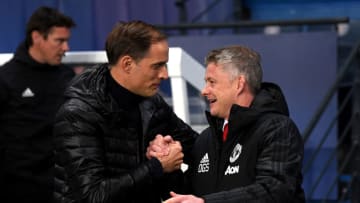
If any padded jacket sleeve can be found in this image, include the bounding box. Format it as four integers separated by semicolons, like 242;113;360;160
0;76;8;167
54;99;160;203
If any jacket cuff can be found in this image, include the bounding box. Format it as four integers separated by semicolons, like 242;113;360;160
148;157;163;178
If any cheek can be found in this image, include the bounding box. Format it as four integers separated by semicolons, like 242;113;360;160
137;72;152;88
218;90;233;106
150;70;160;79
43;43;56;54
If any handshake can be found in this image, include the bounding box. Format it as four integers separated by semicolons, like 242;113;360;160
146;134;184;173
146;135;206;203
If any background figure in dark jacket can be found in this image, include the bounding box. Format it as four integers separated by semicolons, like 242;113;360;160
54;20;198;203
0;6;76;203
162;45;305;203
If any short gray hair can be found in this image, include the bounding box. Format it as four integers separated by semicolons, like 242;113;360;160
205;45;263;94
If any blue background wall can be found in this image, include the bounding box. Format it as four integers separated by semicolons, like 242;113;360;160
0;0;359;52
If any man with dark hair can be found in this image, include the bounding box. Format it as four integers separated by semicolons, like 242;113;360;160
154;45;305;203
0;6;76;203
54;20;197;203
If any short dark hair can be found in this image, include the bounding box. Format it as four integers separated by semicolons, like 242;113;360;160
105;20;167;66
25;6;76;47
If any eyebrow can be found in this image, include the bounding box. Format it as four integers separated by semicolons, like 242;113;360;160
153;61;167;66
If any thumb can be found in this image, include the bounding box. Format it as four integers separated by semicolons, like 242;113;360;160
164;135;174;143
169;191;178;197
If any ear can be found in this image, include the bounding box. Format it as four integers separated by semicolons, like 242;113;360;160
236;75;246;94
119;55;133;73
31;31;42;45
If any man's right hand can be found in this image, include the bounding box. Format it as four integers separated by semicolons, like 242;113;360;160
146;134;174;159
156;141;184;172
147;134;184;172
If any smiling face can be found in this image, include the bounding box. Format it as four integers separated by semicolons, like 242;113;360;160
126;40;169;97
30;26;71;65
201;62;239;120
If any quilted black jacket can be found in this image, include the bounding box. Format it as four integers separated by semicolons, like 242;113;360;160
54;64;197;203
186;82;305;203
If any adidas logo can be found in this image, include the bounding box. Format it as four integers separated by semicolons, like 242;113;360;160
200;153;209;163
22;87;35;97
198;153;209;173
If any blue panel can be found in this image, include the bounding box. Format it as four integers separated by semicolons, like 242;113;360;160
61;0;96;51
128;0;165;23
248;2;360;20
0;1;27;52
303;148;338;199
1;0;360;52
92;0;131;50
0;0;58;52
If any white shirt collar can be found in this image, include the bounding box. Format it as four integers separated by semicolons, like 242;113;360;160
222;120;228;131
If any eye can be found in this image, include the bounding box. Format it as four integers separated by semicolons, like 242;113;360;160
153;63;166;70
209;79;215;84
55;38;67;45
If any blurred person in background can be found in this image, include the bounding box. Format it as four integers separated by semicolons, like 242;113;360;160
0;6;76;203
53;20;198;203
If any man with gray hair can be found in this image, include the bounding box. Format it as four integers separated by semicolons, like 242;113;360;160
159;45;305;203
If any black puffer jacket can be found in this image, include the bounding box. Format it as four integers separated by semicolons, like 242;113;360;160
186;82;305;203
54;64;197;203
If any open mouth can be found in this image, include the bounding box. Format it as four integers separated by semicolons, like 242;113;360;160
152;83;160;89
57;54;64;61
208;98;217;104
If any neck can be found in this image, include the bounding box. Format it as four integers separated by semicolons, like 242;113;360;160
236;91;254;108
110;65;127;87
28;46;45;64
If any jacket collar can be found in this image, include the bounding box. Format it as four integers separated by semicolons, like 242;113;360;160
139;99;156;135
14;42;60;69
66;64;158;134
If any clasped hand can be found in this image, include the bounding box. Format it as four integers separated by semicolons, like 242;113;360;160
146;134;184;173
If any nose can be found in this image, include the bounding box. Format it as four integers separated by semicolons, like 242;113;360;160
201;85;208;97
62;41;70;52
159;65;169;80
